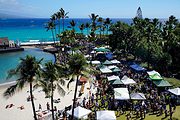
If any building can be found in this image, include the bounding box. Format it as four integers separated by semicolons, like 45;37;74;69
0;37;15;48
136;7;143;19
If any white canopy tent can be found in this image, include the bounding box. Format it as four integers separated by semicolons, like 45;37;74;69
168;88;180;96
121;76;136;85
147;70;161;76
67;106;92;119
130;93;146;100
110;59;120;64
114;88;130;100
107;65;117;70
96;110;116;120
91;60;101;65
100;67;112;73
107;75;120;81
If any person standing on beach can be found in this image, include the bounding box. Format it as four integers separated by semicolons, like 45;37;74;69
39;104;42;111
46;102;50;111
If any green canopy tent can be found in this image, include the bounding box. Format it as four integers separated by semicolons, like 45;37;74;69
103;60;112;65
94;47;110;52
149;73;163;80
153;80;172;87
110;79;124;85
111;67;121;72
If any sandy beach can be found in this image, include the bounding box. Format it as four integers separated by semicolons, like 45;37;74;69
0;80;91;120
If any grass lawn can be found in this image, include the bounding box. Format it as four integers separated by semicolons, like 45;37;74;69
116;105;180;120
164;77;180;88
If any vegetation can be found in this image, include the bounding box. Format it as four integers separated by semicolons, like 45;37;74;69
109;16;180;78
4;55;43;120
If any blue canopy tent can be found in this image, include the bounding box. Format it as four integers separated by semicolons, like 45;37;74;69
130;64;146;72
105;52;113;60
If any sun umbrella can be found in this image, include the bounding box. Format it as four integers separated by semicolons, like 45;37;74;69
96;110;116;120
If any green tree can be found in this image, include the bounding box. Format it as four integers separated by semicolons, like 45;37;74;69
85;22;90;35
67;53;88;120
45;21;57;63
89;13;99;32
69;20;76;31
45;20;56;46
4;55;43;120
60;8;69;32
55;11;62;34
79;23;85;34
104;18;111;35
36;62;65;120
97;17;104;39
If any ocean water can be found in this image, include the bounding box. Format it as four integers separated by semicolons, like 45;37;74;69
0;18;132;84
0;48;55;84
0;18;133;42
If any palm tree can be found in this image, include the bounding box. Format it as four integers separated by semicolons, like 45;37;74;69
89;13;99;32
85;22;90;35
45;21;57;63
45;20;56;46
67;53;88;120
69;20;76;31
60;8;69;32
35;62;66;120
4;55;43;120
79;23;85;34
55;11;62;34
97;17;104;39
104;18;111;35
51;14;57;40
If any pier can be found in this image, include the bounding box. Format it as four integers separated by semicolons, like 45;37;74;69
0;47;24;53
20;40;58;46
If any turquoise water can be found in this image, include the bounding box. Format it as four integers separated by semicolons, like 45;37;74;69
0;48;54;84
0;18;133;42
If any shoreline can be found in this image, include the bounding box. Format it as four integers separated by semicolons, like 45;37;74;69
0;81;17;88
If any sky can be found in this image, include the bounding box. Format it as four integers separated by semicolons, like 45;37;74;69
0;0;180;18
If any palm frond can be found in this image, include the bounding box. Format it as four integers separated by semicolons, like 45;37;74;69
3;84;18;99
57;84;66;97
16;78;27;90
58;78;65;86
67;77;74;89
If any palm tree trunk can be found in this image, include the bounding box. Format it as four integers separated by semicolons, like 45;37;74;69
51;81;55;120
62;19;65;32
51;30;56;47
71;75;79;120
58;19;61;34
30;82;37;120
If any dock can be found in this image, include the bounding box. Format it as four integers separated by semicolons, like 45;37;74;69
0;47;24;53
20;40;58;46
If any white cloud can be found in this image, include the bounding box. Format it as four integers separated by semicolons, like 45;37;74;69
0;0;40;17
0;0;21;12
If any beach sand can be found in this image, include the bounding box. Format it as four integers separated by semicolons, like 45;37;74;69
0;80;91;120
